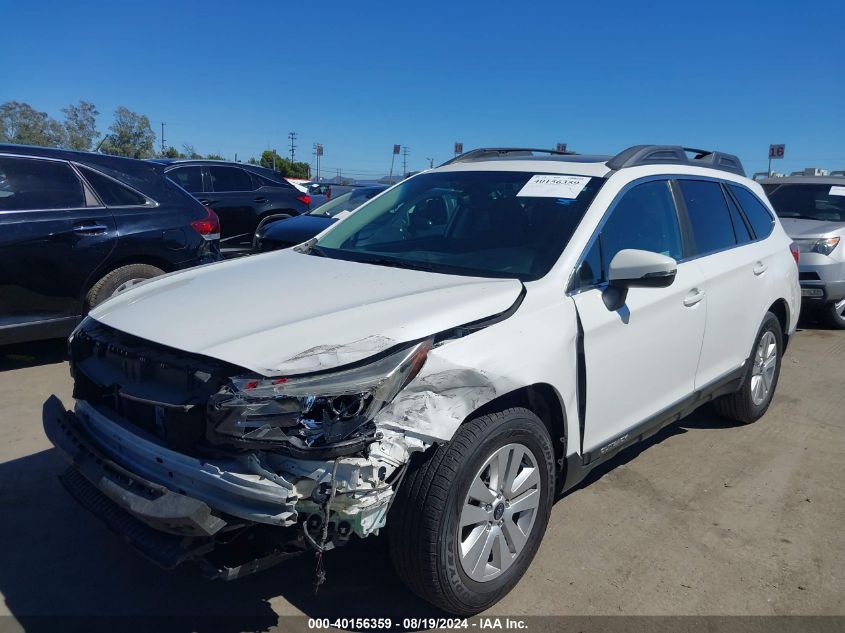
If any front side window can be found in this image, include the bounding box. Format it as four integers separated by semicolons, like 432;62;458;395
0;156;85;211
167;166;204;193
79;166;146;206
574;179;682;289
729;185;775;239
315;171;605;281
678;179;737;255
762;183;844;223
209;166;254;192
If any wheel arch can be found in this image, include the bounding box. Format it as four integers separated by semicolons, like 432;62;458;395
468;383;567;479
767;298;790;349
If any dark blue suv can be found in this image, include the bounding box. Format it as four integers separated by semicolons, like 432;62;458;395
0;145;221;345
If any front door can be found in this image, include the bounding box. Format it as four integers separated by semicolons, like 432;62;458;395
569;179;707;457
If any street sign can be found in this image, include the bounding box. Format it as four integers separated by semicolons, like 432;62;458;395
393;144;401;155
769;144;785;159
454;142;463;155
555;143;567;153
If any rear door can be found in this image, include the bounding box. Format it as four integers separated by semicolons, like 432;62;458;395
570;178;707;456
206;165;260;245
0;155;116;327
675;179;769;387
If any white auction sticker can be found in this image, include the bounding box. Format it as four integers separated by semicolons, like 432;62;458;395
517;174;591;198
829;185;845;197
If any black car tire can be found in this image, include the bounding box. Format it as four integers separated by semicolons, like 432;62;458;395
388;408;555;615
712;311;783;424
823;299;845;329
86;264;165;309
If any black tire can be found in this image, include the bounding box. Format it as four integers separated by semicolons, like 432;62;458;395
822;299;845;329
388;408;555;615
85;264;165;309
712;311;783;424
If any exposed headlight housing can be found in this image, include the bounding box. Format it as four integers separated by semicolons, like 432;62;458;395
207;339;431;457
797;237;840;256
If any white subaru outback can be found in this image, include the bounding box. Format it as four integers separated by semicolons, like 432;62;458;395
44;145;800;614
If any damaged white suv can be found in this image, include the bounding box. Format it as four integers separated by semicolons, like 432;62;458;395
44;145;800;614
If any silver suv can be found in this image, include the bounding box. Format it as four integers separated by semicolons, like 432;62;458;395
762;176;845;327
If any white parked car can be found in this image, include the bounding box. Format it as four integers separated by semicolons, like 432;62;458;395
44;145;800;614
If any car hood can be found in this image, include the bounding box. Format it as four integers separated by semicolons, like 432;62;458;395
89;249;523;375
264;214;335;243
780;217;845;239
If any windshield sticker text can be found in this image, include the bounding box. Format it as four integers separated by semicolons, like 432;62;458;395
517;174;591;199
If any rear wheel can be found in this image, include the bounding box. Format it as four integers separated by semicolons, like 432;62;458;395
823;298;845;329
86;264;165;309
712;311;783;424
388;408;555;615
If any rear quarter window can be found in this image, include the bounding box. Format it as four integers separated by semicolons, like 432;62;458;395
79;166;147;206
729;185;775;239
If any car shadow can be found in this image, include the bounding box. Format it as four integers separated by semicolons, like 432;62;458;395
562;404;742;496
0;339;67;372
0;448;444;631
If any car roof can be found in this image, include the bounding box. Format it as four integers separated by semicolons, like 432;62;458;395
760;176;845;186
1;143;165;176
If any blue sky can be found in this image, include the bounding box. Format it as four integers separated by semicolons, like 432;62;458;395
2;0;843;178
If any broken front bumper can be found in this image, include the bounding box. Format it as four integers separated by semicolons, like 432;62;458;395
43;394;416;578
43;395;307;577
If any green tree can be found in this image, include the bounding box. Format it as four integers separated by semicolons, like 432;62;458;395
181;143;202;159
61;100;99;151
100;106;156;158
205;153;225;161
162;146;185;158
0;101;66;147
253;150;310;178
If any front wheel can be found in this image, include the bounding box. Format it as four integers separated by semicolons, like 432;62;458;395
388;408;555;615
712;311;783;424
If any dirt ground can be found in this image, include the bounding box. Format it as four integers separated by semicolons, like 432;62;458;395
0;324;842;626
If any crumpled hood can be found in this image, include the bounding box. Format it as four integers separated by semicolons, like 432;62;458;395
780;218;845;239
90;249;523;375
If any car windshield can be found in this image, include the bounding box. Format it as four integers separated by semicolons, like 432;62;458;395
308;189;383;218
314;171;605;281
764;183;845;222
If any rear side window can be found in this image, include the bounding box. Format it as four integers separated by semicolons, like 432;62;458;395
167;166;204;192
0;156;85;211
79;166;146;206
678;180;736;255
209;166;254;192
729;185;775;239
574;179;682;288
252;171;291;188
724;187;753;244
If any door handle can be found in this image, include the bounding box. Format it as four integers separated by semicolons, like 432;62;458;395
753;262;768;276
254;197;268;203
683;288;706;307
73;222;109;235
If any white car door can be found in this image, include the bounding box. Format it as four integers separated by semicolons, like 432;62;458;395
570;179;707;457
675;179;767;388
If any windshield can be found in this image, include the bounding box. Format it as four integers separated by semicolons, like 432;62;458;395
308;188;384;218
314;171;605;280
764;183;845;222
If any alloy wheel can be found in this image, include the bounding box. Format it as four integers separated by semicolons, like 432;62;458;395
750;330;778;406
458;443;541;582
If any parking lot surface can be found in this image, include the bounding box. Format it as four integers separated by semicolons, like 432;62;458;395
0;326;842;624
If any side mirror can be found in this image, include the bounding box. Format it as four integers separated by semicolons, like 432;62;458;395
602;249;677;311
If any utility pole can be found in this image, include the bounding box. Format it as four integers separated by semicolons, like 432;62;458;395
160;122;166;156
402;146;410;176
426;157;434;169
272;149;277;172
288;131;297;163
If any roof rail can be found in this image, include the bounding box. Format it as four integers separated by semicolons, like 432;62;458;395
440;147;576;167
606;145;745;176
